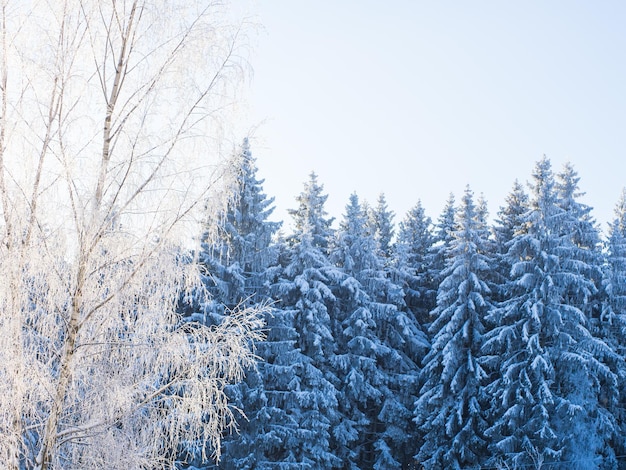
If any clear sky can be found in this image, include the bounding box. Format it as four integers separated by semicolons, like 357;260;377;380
235;1;626;234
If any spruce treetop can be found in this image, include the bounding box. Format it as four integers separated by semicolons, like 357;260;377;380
288;172;335;251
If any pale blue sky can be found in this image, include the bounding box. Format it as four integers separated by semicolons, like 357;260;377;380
236;1;626;233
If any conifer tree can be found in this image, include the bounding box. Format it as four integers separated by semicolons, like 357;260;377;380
483;157;617;469
395;201;436;327
370;193;396;260
269;175;342;468
330;194;388;468
475;193;490;227
475;192;498;291
491;180;530;303
235;305;317;469
287;172;335;253
414;186;491;469
191;139;281;324
184;139;282;469
556;162;604;322
330;194;427;468
554;163;618;467
600;189;626;460
427;194;457;312
434;193;458;248
604;189;626;348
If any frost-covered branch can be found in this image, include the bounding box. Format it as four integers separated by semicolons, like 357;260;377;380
0;0;256;468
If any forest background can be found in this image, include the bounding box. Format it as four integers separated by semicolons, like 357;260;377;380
189;141;626;470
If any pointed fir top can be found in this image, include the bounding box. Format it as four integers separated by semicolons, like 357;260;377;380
370;193;395;257
555;161;595;220
527;157;562;226
529;156;556;200
557;161;583;202
455;186;481;236
288;172;335;250
476;192;489;227
609;188;626;238
340;192;366;234
498;179;529;218
435;192;457;244
399;200;432;244
494;179;530;244
231;137;278;224
198;138;281;273
454;187;491;248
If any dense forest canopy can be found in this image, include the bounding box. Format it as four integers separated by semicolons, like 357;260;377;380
189;145;626;470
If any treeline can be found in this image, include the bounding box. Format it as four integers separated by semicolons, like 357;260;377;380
180;140;626;470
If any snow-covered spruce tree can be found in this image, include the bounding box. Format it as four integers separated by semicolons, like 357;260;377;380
245;305;317;469
604;189;626;354
287;172;335;254
475;192;498;294
189;138;281;324
483;157;617;469
268;174;342;468
414;186;491;469
556;162;605;324
600;189;626;461
491;180;530;303
330;193;428;469
0;1;263;469
426;194;458;324
554;162;617;468
281;174;338;364
369;193;396;261
432;193;457;258
208;287;315;470
182;139;282;469
394;201;436;328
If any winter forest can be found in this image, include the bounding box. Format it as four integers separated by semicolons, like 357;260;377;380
1;1;626;470
187;143;626;470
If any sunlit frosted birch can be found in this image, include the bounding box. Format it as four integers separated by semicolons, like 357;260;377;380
0;0;261;468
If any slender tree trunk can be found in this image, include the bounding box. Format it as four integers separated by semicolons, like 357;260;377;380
93;0;138;212
36;262;86;470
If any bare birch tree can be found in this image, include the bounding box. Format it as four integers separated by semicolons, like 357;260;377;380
0;1;262;468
